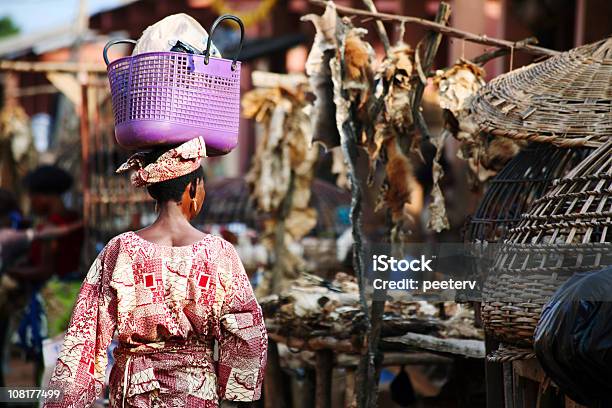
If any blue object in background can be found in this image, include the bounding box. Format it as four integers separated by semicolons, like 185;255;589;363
17;288;47;359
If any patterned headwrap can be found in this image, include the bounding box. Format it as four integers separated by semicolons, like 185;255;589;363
116;136;207;187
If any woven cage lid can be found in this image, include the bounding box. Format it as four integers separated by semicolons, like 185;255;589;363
500;139;611;272
466;143;590;244
471;37;612;148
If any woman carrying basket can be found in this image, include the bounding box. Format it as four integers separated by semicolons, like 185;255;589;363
44;137;267;407
45;14;266;407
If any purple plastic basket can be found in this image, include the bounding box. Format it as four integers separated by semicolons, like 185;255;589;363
104;15;244;155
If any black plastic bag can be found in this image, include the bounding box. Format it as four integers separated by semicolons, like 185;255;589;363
534;266;612;407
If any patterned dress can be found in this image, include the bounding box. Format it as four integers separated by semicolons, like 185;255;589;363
44;231;267;408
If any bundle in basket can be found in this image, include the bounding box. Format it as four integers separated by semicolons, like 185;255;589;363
482;140;612;353
471;37;612;148
104;15;244;155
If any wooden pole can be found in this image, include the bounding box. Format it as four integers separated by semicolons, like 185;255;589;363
411;2;451;143
309;0;559;57
315;350;334;408
0;60;106;73
264;340;288;408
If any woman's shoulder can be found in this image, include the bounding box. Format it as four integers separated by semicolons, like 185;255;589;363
194;233;237;255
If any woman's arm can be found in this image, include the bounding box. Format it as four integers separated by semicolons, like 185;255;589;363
217;242;268;402
43;239;119;408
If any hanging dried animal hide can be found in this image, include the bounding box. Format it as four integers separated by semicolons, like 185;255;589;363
0;105;36;192
374;139;414;229
427;130;450;232
368;43;419;236
243;86;319;242
331;146;349;190
376;43;415;134
302;5;341;149
435;61;522;186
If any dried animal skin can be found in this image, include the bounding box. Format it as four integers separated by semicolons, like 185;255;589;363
343;31;375;109
427;130;450;232
436;61;521;184
302;4;341;149
247;99;292;212
331;146;350;189
0;105;33;161
435;61;485;116
285;208;318;242
377;43;415;132
379;139;413;224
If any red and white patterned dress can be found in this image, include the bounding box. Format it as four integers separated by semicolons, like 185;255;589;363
44;231;267;408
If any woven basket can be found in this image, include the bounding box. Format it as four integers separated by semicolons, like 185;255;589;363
482;140;612;349
466;143;590;243
471;37;612;148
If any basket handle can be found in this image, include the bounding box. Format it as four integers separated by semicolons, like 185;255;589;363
204;14;245;71
103;39;137;66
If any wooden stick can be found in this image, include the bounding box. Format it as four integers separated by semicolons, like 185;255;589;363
0;60;106;73
361;0;390;53
337;352;453;367
411;2;451;144
251;70;308;89
381;332;485;359
471;37;539;66
310;0;559;57
268;333;358;353
265;340;288;408
315;350;334;408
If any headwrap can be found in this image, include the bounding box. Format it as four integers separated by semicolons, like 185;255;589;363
116;136;207;187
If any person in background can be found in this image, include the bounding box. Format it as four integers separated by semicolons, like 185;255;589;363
0;188;82;271
0;187;81;387
7;165;83;282
44;137;266;408
4;166;83;381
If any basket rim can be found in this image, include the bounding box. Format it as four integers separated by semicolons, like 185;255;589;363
470;37;612;147
106;50;243;71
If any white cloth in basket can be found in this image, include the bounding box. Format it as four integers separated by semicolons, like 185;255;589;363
133;13;221;57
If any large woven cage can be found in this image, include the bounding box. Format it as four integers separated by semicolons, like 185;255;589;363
482;140;612;351
471;37;612;148
466;143;590;244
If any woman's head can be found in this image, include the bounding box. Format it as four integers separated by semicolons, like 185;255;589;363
143;147;205;219
24;165;73;216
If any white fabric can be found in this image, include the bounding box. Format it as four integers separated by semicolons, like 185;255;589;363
133;13;220;57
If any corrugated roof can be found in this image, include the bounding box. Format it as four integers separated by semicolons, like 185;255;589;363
0;0;140;58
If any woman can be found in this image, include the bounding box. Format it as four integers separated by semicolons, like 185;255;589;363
45;137;267;407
